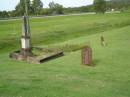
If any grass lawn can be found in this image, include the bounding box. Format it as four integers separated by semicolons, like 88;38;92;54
0;13;130;97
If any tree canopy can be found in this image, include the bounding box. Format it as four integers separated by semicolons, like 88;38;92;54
32;0;43;15
15;0;43;16
15;0;32;16
49;2;64;15
94;0;106;13
0;0;130;18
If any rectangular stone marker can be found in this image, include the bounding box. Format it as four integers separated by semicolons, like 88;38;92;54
82;46;93;66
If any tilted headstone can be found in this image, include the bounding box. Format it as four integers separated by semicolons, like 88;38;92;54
101;35;106;46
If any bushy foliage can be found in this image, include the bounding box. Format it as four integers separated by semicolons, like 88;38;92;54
106;0;130;11
32;0;43;15
94;0;106;14
0;11;9;18
15;0;33;16
64;5;94;14
14;0;43;16
49;2;64;15
1;0;130;18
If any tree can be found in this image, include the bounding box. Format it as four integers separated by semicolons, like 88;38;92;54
94;0;106;14
32;0;43;15
49;2;64;15
0;11;9;18
15;0;32;16
106;0;130;11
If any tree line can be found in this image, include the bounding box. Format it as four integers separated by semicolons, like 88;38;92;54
0;0;64;18
0;0;130;18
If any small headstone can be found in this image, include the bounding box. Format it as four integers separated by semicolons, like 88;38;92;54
81;46;93;66
101;35;106;46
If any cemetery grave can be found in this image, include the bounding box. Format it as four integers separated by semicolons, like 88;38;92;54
0;13;130;97
81;46;93;66
9;16;64;64
9;3;64;64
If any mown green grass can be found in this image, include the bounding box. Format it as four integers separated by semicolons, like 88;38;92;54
0;13;130;51
0;13;130;97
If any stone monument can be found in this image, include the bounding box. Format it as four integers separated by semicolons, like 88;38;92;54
9;0;64;64
82;46;93;66
9;16;33;61
20;16;32;57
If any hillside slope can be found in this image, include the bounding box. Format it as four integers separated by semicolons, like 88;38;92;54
0;22;130;97
0;13;130;52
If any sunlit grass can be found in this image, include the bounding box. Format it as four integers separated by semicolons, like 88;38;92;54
0;13;130;97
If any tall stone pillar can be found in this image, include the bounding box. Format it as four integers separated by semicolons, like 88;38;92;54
21;16;32;57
